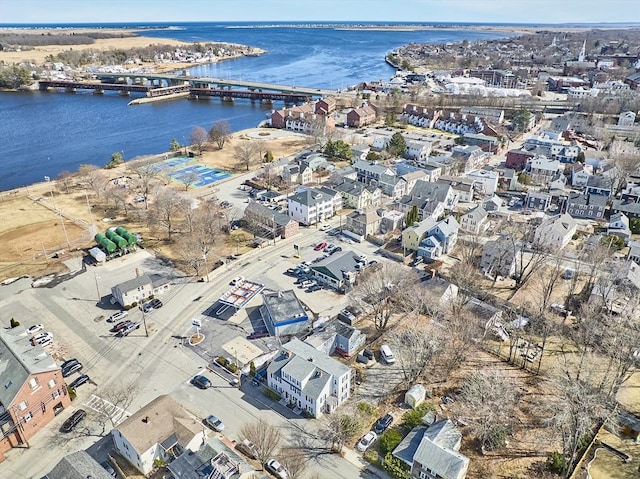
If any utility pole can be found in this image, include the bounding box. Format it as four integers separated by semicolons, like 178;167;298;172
94;272;101;301
141;308;148;337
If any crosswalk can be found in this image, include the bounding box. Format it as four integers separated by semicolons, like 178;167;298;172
84;394;132;425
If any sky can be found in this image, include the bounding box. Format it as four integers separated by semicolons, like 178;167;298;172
1;0;639;24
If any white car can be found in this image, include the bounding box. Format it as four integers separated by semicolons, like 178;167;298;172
32;332;54;346
26;324;44;335
319;223;331;231
265;459;288;479
357;431;378;452
230;276;245;286
107;311;128;323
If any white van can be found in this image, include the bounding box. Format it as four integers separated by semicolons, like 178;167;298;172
380;344;396;364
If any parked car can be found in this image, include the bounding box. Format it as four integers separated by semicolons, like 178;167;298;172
373;413;394;434
357;431;378;452
265;459;289;479
191;375;212;389
324;243;336;253
32;332;54;346
107;311;128;323
380;344;396;364
299;280;315;289
150;298;163;309
562;269;574;280
306;284;322;292
60;409;86;433
204;414;225;432
247;331;270;340
338;309;356;323
111;320;132;333
61;358;79;370
142;302;153;313
62;361;83;377
314;242;328;251
362;349;375;361
26;324;44;335
68;374;90;390
319;223;332;231
236;439;259;459
116;321;140;337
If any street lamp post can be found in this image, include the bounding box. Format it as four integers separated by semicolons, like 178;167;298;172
94;272;101;302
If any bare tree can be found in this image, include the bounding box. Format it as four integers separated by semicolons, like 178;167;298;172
181;171;200;191
190;125;209;155
322;412;361;453
129;158;162;209
351;263;421;331
608;139;640;195
56;170;75;194
239;419;282;468
78;164;109;199
389;322;444;385
150;188;188;240
209;120;231;150
458;369;520;454
235;140;258;172
278;448;309;479
529;254;565;314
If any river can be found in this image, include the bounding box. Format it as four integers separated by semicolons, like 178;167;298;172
0;22;506;191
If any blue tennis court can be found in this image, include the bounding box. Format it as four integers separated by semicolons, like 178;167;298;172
168;164;231;187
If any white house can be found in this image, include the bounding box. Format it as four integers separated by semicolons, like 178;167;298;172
112;395;207;475
533;214;577;250
266;338;351;417
466;169;499;196
608;212;632;239
459;205;490;234
111;274;170;308
527;156;564;186
287;187;342;226
405;140;433;162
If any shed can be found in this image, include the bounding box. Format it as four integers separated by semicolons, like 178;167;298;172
405;384;426;409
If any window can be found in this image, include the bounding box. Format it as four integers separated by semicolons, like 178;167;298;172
48;378;56;389
29;378;39;390
18;400;28;411
23;412;33;423
52;390;60;400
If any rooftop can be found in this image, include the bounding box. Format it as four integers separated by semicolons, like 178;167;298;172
262;290;307;326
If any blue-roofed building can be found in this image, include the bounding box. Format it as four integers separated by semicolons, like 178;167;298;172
266;338;352;417
260;290;308;337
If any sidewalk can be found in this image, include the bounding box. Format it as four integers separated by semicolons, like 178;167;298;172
341;447;395;479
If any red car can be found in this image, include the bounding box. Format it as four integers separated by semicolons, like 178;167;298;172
314;242;328;251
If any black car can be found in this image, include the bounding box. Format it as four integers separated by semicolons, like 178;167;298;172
62;362;83;378
68;374;90;390
100;461;117;477
247;331;270;340
150;298;163;309
306;284;322;292
373;413;394;434
191;375;212;389
111;320;132;333
60;358;79;370
362;349;375;361
60;409;87;433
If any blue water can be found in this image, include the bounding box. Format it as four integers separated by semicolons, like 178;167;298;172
0;22;507;191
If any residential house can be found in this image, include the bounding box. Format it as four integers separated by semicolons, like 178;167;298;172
460;106;505;124
417;216;459;260
409;180;458;210
261;290;309;337
380;209;405;234
287;187;342;226
346;103;377;128
0;328;71;460
396;195;444;223
627;239;640;265
351;143;371;162
505;148;535;171
422;278;459;309
403;218;437;252
401;104;439;128
352;160;395;185
525;191;552;211
46;451;114;479
378;173;407;199
345;208;382;237
167;438;254;479
549;172;568;191
607;212;632;239
269;103;315;129
112;395;208;475
527;157;563;186
281;163;313;186
328;165;358;184
371;135;390;151
315;97;336;115
332;178;381;209
565;193;607;219
393;419;469;479
571;163;593;188
304;320;366;357
298;152;332;173
267;338;352;416
110;273;170;308
310;250;361;291
481;237;520;279
459;206;490;235
585;175;614;197
611;199;640;220
496;168;518;191
462;132;500;154
466;169;499;196
482;195;503;213
438;176;475;203
451;145;488;173
244;201;299;239
406;140;433;163
590;260;640;319
533;214;577;250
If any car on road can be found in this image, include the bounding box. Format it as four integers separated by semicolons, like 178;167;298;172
319;223;332;231
230;276;245;286
191;375;212;389
150;298;163;309
100;461;117;477
62;361;83;377
116;321;140;337
26;324;44;335
373;413;394;434
265;459;288;479
204;414;225;432
247;331;270;340
68;374;90;390
60;409;86;433
357;431;377;452
107;310;128;323
314;242;328;251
